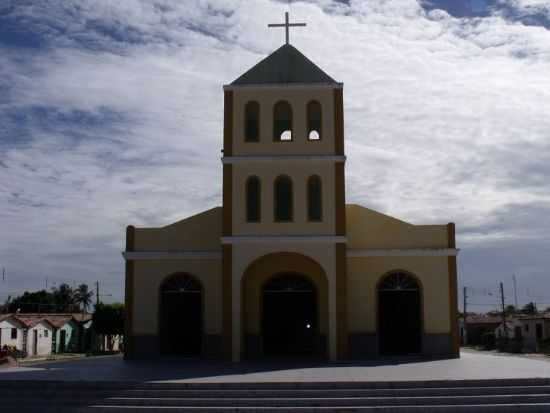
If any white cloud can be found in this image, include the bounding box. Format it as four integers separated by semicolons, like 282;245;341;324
1;0;550;309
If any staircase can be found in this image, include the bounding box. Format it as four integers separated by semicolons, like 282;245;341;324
4;378;550;412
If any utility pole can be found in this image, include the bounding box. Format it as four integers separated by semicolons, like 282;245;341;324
96;281;100;307
512;274;518;309
463;286;468;345
500;282;508;340
2;267;5;282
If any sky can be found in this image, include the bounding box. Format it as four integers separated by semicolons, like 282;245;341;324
1;0;550;312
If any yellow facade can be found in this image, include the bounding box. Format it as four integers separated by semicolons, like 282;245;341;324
123;43;459;361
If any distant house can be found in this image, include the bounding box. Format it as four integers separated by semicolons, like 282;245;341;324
0;313;94;357
495;318;523;340
14;315;56;357
521;313;550;352
461;314;502;345
47;315;79;353
0;315;26;350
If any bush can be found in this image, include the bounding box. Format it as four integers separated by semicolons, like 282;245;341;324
539;338;550;354
1;345;27;359
481;332;496;349
496;337;523;353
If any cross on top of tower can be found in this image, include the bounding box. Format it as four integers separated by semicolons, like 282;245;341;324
268;12;306;45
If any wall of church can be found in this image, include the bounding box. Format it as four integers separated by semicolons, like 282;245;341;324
231;87;337;155
131;259;223;357
346;256;452;357
133;207;222;251
232;162;336;235
346;204;449;249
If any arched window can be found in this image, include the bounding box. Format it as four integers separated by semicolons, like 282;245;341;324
273;101;292;141
378;272;421;355
246;176;261;222
160;273;203;356
378;272;420;291
245;101;259;142
307;175;322;221
307;101;322;140
274;175;293;221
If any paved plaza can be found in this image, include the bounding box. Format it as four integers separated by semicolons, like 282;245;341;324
1;350;549;383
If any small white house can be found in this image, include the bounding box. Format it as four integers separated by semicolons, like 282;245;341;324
22;318;55;357
521;314;550;352
0;315;25;350
495;318;523;340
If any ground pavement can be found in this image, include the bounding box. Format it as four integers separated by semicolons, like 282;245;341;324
1;349;549;383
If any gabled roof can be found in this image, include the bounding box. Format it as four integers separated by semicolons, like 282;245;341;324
13;315;55;329
0;313;92;328
231;44;338;86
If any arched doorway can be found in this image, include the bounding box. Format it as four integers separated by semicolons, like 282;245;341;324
378;272;422;355
160;274;203;356
262;273;318;356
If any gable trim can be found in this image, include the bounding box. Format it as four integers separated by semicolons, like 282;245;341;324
348;248;459;257
123;251;222;260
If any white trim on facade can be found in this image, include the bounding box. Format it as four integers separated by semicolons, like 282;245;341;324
221;155;346;164
221;235;347;244
347;248;460;257
223;83;343;90
122;251;222;261
122;247;459;260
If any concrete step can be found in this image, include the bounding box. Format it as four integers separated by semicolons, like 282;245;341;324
3;385;550;398
83;404;550;412
5;379;550;412
4;378;550;390
6;394;550;408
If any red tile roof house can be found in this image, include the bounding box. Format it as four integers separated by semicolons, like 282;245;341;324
0;313;93;357
0;315;27;352
460;314;502;346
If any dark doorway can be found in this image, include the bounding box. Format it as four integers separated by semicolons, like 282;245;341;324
378;272;422;355
32;330;38;355
160;274;203;356
262;273;318;357
59;330;67;353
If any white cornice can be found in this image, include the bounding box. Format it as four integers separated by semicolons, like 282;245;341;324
347;248;460;257
221;235;347;244
223;83;343;90
222;155;346;164
122;251;222;261
122;247;459;260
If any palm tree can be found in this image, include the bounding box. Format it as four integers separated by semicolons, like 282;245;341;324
75;284;94;313
52;283;76;312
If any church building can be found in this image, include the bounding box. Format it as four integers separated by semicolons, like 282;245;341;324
123;15;459;362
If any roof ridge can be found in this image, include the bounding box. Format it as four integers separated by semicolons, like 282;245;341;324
231;44;338;85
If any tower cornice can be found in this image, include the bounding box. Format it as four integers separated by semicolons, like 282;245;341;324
221;155;346;164
223;82;343;91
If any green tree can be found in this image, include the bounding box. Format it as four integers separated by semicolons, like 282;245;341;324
74;284;94;313
521;302;537;315
93;303;124;351
7;290;56;313
51;283;77;312
505;305;516;314
93;303;124;335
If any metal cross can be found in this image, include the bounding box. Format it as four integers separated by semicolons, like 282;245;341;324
268;12;306;45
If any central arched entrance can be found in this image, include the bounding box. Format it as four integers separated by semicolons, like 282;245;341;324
262;273;318;356
378;272;422;355
241;252;329;359
160;273;203;356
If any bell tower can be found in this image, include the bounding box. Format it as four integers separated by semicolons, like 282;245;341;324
221;13;347;362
